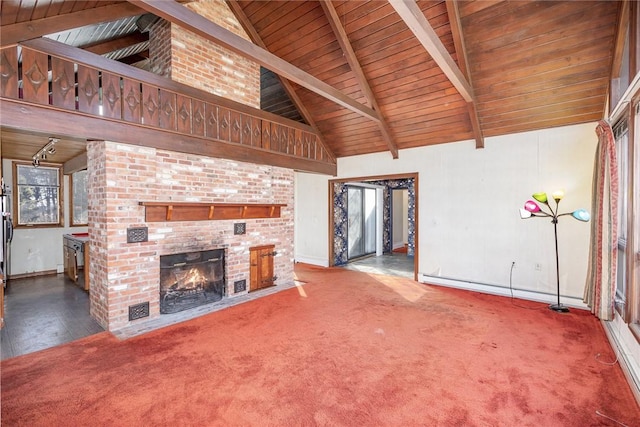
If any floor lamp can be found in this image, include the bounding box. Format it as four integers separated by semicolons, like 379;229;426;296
519;191;590;312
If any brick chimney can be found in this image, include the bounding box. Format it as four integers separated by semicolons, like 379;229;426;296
148;0;260;108
87;1;293;331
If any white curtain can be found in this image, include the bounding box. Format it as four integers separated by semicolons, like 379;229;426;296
583;120;619;320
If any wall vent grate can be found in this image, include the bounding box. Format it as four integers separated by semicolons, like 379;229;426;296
234;223;246;235
127;227;148;243
234;279;246;293
129;302;150;321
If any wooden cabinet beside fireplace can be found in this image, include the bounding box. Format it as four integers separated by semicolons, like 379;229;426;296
249;245;277;292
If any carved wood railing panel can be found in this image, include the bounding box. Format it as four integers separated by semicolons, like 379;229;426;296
77;64;101;115
51;56;75;109
21;48;48;104
141;82;160;127
176;94;191;134
192;99;206;137
0;48;19;99
122;78;141;123
102;71;122;120
0;40;334;169
159;89;176;131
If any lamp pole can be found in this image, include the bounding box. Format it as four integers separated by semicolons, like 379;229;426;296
550;215;569;312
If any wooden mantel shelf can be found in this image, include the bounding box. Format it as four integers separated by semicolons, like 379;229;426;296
139;202;286;222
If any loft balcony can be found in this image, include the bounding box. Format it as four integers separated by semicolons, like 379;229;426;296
0;38;336;176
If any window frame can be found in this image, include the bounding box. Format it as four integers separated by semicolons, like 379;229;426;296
629;97;640;340
12;161;64;228
614;119;629;317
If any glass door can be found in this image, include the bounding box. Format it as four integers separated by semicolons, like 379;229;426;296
347;186;376;260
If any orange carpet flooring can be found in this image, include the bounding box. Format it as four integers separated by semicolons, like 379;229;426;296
1;264;639;426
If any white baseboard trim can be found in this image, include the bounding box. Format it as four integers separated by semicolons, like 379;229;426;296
418;274;589;310
602;320;640;406
294;256;329;267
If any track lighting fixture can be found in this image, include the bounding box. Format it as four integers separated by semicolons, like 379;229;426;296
32;137;58;167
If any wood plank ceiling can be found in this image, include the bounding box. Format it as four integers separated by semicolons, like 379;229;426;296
0;0;621;165
231;0;619;158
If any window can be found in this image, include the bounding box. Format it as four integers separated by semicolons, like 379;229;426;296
611;29;631;110
347;186;377;260
13;162;62;227
609;0;640;342
632;101;640;337
70;170;88;226
614;120;629;315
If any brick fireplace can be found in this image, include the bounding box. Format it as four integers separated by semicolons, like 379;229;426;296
86;140;294;331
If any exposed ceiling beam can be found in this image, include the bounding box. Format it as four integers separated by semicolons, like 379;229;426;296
130;0;380;123
226;0;336;162
0;2;144;47
445;0;484;149
118;52;150;65
389;0;474;103
320;0;399;159
81;32;149;56
63;152;88;175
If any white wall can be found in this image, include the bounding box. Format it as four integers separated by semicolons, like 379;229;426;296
2;159;88;277
295;122;597;303
294;171;329;266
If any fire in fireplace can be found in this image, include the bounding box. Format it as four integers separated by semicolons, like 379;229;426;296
159;249;225;314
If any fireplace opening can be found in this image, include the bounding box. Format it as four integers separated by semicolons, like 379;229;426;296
159;249;225;314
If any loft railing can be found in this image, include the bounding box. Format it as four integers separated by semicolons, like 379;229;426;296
0;38;334;166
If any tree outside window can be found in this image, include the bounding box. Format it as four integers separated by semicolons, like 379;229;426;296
14;163;62;227
70;170;88;226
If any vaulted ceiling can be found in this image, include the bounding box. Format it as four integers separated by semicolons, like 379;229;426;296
0;0;622;167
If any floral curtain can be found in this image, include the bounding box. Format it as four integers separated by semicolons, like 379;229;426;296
583;120;619;320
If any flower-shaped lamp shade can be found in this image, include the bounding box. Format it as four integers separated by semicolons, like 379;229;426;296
572;209;590;222
532;192;548;203
524;200;541;213
519;208;532;219
552;190;565;202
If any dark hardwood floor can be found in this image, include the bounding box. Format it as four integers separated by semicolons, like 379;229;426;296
1;273;104;360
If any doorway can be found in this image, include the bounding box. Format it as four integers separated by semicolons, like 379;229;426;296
329;173;418;281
